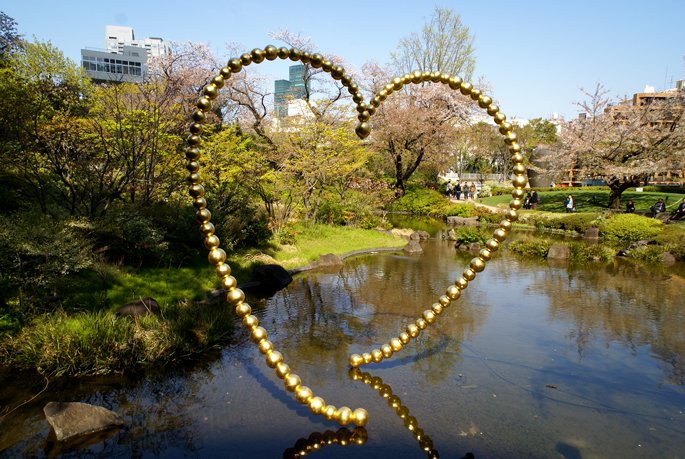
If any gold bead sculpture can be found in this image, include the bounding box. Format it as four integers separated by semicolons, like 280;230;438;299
185;44;525;425
283;427;368;458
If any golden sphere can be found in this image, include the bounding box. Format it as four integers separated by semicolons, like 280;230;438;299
348;367;362;380
486;238;500;252
456;277;468;290
196;97;212;111
423;310;436;324
189;122;203;135
407;323;420;338
494;113;506;124
399;332;410;344
449;76;463;90
336;407;352;426
387;395;401;409
242;314;258;330
416;318;427;330
221;275;238;291
341;75;352;87
392;77;403;90
258;340;273;354
219;67;231;79
389;338;403;352
188;183;205;198
377;89;387;100
511;153;525;165
211;75;225;89
186;172;201;185
186;146;201;160
371;349;383;363
493;229;508;242
463;268;476;281
322;60;333;72
309;396;325;415
380;344;393;358
506;209;519;222
349;354;363;368
228;58;242;73
357;110;370;122
478;95;492;108
367;106;376;116
192;110;207;123
192;196;206;209
187;134;202;147
226;287;245;305
479;248;492;261
504;132;518;145
199;222;214;236
323;405;337;421
288;48;301;61
430;72;441;83
384;83;395;94
487;104;499;116
208;248;226;266
446;285;461;300
396;406;409;418
404;415;418;431
439;295;451;307
460;82;473;95
370;376;382;390
310;53;323;68
500;220;513;232
250;326;267;344
355;122;371;139
362;353;372;364
295;386;313;404
216;262;230;278
275;363;290;379
411;71;422;83
266;350;283;368
370;96;381;107
250;48;265;64
512;188;525;200
264;45;278;60
512;164;526;175
512;175;527;189
331;66;344;80
284;374;301;392
470;258;486;273
277;47;289;59
470;88;482;100
352;408;369;427
356;103;368;113
239;53;252;66
509;143;522;154
361;372;372;384
431;303;443;315
440;73;451;84
498;122;513;135
204;234;220;250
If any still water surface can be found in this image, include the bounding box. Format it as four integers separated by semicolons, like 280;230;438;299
1;221;684;458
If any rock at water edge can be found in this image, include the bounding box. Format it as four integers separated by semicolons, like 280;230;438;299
44;402;125;442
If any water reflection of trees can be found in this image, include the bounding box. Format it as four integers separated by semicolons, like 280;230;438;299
539;258;685;384
257;242;491;388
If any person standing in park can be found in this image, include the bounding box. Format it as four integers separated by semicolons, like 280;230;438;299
564;194;575;213
469;182;476;200
668;199;685;222
524;192;532;209
530;190;540;210
455;182;461;200
651;198;665;218
462;183;469;200
626;200;635;213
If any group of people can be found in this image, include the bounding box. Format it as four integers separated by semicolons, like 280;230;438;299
647;198;685;222
523;191;540;210
446;182;478;200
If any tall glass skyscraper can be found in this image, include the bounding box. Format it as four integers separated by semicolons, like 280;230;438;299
274;64;308;117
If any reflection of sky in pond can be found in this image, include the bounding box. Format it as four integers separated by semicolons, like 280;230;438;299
1;233;685;458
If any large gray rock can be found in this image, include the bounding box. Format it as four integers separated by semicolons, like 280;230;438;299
410;232;421;240
417;231;430;240
403;240;423;253
583;227;600;239
446;216;479;226
116;297;160;317
44;402;125;442
252;264;293;289
662;252;676;263
469;242;481;251
447;229;457;241
547;245;571;259
317;253;344;267
617;239;650;257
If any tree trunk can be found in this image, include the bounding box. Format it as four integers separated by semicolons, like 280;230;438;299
606;177;641;209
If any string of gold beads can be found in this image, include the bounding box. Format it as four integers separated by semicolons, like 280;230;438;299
187;45;370;427
283;427;368;458
348;76;522;368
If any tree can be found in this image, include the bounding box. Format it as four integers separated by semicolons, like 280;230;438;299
528;117;558;145
550;84;684;208
0;12;22;58
390;6;476;81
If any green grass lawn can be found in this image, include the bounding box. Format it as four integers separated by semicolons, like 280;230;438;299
480;190;685;213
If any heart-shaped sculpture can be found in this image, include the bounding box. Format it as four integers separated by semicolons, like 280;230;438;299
184;45;525;427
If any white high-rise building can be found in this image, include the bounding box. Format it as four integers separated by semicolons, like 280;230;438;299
104;25;169;58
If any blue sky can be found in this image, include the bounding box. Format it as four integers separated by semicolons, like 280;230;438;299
7;0;684;120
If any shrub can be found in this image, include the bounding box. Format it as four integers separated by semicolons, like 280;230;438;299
509;239;554;257
599;214;663;241
445;203;476;217
629;245;670;262
453;227;488;246
557;213;600;233
386;187;450;216
568;242;615;261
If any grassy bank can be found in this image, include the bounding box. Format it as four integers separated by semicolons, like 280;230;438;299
0;224;405;375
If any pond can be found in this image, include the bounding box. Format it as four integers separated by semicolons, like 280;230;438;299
1;220;684;458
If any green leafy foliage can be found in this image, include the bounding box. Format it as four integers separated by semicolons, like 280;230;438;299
453;227;488;246
386;186;451;216
600;214;663;241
